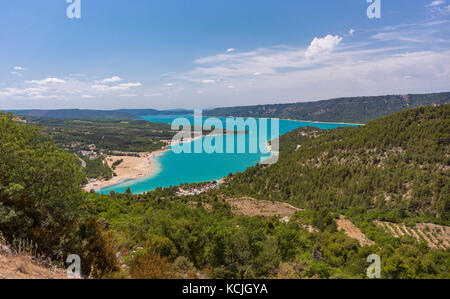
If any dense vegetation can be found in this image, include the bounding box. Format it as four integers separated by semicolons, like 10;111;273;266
24;117;174;153
83;156;113;180
86;187;449;279
226;105;450;224
205;92;450;123
85;105;449;279
1;105;448;279
19;117;176;180
0;112;118;276
9;108;193;119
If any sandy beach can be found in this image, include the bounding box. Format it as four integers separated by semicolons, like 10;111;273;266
83;149;169;192
84;132;240;192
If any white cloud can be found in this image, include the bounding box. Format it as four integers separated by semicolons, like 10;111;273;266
118;82;141;88
26;77;66;85
426;0;450;15
0;87;46;97
100;76;122;83
172;23;450;106
2;21;449;108
90;84;108;90
0;86;55;99
372;32;422;42
349;29;355;35
0;75;145;102
92;82;142;91
426;1;446;7
13;66;24;70
226;48;236;52
305;35;343;58
145;92;164;97
371;19;450;43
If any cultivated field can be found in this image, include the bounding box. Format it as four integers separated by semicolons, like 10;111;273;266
374;221;450;250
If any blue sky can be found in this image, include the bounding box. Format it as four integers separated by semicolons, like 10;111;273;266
1;0;449;109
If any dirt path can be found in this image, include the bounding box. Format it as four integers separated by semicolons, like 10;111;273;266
0;252;68;279
336;216;375;247
226;197;303;219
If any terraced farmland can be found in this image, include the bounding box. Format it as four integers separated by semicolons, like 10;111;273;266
374;221;450;250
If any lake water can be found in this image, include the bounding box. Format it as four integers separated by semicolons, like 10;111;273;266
99;115;357;194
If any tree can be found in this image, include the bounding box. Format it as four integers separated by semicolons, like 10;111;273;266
129;247;171;279
0;112;87;259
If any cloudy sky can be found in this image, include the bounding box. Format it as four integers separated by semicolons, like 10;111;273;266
1;0;449;110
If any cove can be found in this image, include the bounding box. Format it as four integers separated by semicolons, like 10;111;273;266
98;115;358;194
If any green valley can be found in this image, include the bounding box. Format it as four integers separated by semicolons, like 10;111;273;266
1;105;448;279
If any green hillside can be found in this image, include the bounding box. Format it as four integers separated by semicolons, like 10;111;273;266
1;106;449;279
226;105;450;224
0;112;118;276
24;117;174;153
205;92;450;123
83;105;449;279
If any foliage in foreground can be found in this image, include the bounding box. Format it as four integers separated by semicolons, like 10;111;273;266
87;190;450;279
0;112;118;276
1;105;449;279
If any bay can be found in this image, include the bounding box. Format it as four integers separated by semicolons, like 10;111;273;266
99;115;358;194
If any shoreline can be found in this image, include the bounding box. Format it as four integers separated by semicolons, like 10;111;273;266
88;117;360;193
206;115;365;126
84;131;238;192
285;118;365;126
83;149;169;192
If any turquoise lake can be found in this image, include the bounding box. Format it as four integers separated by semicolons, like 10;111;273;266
99;116;358;194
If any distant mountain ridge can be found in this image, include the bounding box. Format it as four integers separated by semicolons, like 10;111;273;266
5;92;449;123
6;109;194;119
204;92;450;123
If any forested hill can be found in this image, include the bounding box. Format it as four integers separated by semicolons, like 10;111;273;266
226;104;450;224
205;92;450;124
7;108;193;119
8;109;137;119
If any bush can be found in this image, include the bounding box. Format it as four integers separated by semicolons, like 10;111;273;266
0;113;119;277
129;248;171;279
0;112;86;259
76;217;120;277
